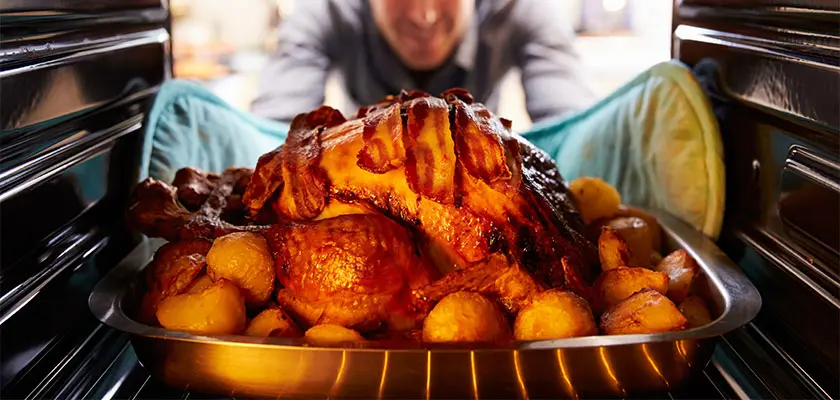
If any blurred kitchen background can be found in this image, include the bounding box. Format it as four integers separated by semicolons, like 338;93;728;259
171;0;673;131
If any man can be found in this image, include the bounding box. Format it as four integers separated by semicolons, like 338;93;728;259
251;0;596;124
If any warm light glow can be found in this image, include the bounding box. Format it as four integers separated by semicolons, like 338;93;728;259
602;0;626;12
425;351;432;400
512;350;529;400
378;351;390;399
329;351;348;398
598;347;625;395
470;351;479;400
555;350;577;399
676;341;692;367
641;344;668;389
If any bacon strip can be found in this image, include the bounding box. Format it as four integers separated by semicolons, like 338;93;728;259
403;97;456;203
357;103;406;173
451;100;511;184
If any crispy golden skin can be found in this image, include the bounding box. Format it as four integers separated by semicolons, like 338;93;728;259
305;324;365;346
206;232;275;308
654;249;699;302
243;91;595;303
156;278;247;335
266;214;437;332
513;289;596;340
598;226;632;272
245;307;302;338
414;253;545;315
600;289;688;335
592;267;669;313
568;177;621;224
422;291;511;343
678;296;713;328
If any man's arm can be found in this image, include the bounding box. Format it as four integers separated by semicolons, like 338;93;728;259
513;0;597;123
250;0;335;122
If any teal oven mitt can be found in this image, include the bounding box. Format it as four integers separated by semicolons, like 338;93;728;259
140;62;723;238
522;60;724;238
138;79;288;183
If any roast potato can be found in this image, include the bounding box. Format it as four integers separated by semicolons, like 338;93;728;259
305;324;364;346
206;231;275;307
598;226;632;271
245;307;302;338
600;289;688;335
616;205;662;253
592;267;669;312
138;251;206;325
513;289;597;340
604;217;652;267
422;291;510;343
143;239;212;287
156;278;247;335
654;249;699;302
186;274;216;293
569;177;621;224
679;296;713;328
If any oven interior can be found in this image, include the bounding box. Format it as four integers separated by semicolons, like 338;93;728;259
1;0;837;398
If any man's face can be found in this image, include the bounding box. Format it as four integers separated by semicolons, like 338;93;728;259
370;0;475;71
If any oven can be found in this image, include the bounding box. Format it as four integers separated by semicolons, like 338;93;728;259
0;0;837;398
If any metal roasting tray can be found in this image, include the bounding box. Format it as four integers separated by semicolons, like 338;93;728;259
90;210;761;399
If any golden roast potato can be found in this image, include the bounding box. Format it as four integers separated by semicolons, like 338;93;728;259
598;226;632;271
138;250;207;325
604;217;652;267
513;289;597;340
615;205;663;253
245;307;302;338
305;324;364;346
679;296;713;328
592;266;669;312
206;231;275;308
569;177;621;224
654;249;699;302
422;291;510;343
600;289;688;335
156;278;247;335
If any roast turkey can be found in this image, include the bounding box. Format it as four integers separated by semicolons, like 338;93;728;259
128;89;596;333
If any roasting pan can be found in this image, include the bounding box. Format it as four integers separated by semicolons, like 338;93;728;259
89;210;761;398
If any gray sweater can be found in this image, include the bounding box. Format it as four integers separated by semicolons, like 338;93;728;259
251;0;596;123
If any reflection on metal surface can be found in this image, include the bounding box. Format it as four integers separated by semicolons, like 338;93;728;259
676;341;692;367
712;358;752;400
780;145;840;261
425;351;431;400
329;351;347;398
89;212;762;398
641;344;669;389
469;351;479;400
555;350;576;399
512;350;528;400
598;347;625;396
0;28;167;130
674;25;840;130
378;351;389;399
737;228;840;309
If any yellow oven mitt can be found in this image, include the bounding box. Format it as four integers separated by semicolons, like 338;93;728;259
140;61;723;238
522;61;724;238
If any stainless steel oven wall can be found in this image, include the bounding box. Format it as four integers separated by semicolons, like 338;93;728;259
673;1;839;398
0;1;169;398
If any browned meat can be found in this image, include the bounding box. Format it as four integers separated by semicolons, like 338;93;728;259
265;214;437;332
243;89;595;305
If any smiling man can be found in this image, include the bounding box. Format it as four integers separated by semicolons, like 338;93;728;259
252;0;596;124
